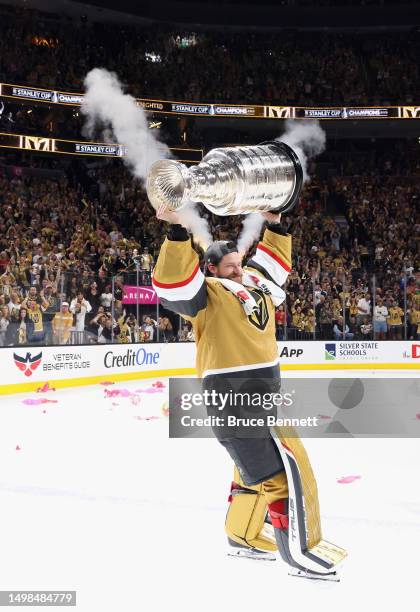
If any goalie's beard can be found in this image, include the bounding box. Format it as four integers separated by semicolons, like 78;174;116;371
215;272;243;283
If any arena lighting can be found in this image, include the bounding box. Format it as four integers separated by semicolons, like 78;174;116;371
173;33;198;48
30;35;58;48
144;51;162;63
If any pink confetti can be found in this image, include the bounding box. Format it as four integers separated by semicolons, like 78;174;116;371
22;398;58;406
99;381;115;386
104;388;132;398
104;389;119;397
135;387;163;394
152;381;166;389
36;382;56;393
337;475;361;484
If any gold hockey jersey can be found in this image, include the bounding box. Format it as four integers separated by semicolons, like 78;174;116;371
152;225;291;378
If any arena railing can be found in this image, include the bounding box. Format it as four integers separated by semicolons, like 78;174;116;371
0;269;417;348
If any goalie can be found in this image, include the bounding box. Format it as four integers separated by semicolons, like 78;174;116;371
152;208;346;581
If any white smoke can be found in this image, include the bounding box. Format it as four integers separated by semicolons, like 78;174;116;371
177;205;213;250
82;68;169;179
82;68;211;246
278;119;326;184
237;213;265;257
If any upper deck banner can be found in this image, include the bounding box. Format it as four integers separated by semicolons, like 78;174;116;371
1;82;418;120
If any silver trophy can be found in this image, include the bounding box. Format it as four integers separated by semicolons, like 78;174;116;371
146;141;303;216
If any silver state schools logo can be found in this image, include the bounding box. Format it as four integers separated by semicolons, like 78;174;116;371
325;342;379;360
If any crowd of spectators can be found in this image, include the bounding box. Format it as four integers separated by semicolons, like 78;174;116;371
0;4;419;107
275;172;420;341
0;151;418;346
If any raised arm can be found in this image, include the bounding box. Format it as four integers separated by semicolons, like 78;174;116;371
152;210;206;319
246;213;292;289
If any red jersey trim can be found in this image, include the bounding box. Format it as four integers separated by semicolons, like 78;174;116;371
257;244;291;273
152;262;201;289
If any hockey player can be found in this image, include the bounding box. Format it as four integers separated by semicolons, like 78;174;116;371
152;208;346;580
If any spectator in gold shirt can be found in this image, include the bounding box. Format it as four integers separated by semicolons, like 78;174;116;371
408;304;420;340
387;299;405;340
25;297;49;345
52;302;74;345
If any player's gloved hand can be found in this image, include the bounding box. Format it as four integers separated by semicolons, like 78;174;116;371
156;205;182;225
262;211;282;224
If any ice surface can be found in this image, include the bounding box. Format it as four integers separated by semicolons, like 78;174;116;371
0;372;419;612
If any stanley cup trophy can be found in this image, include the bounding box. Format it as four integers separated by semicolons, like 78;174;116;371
146;141;303;216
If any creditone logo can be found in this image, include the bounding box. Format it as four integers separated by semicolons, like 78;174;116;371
104;348;161;369
403;344;420;359
13;352;42;377
325;343;336;360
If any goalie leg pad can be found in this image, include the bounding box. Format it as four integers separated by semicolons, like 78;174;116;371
270;426;347;573
225;467;277;551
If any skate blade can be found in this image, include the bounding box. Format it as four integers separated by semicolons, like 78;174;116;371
228;548;276;562
288;568;340;582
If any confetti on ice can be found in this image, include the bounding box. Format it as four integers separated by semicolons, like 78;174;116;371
104;388;132;398
152;381;166;389
23;398;58;405
337;475;361;484
36;382;56;393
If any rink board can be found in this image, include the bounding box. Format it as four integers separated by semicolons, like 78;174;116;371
0;341;418;395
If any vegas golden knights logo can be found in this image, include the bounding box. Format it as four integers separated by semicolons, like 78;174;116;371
247;290;269;331
401;107;420;119
19;136;55;152
265;106;292;119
